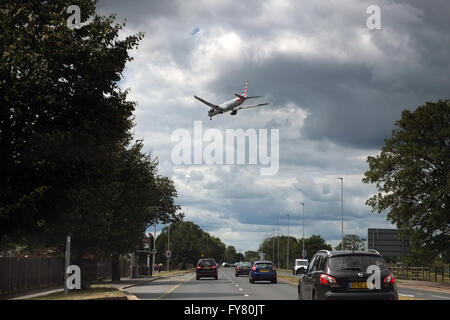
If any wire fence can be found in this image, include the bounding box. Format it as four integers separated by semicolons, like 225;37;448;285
388;265;450;283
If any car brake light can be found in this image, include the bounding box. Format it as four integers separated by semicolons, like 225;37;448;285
319;274;337;284
212;265;217;269
252;265;256;271
197;265;201;269
236;266;240;270
384;273;396;284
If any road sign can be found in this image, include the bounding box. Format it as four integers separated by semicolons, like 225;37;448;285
166;250;171;258
368;228;410;257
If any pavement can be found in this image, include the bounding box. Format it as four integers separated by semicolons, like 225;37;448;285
3;271;191;300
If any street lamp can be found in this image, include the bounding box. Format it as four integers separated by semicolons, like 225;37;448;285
286;214;290;269
338;177;344;250
277;222;280;269
300;202;305;258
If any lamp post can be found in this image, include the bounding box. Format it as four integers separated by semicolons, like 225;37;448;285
301;202;305;258
338;177;344;250
277;222;280;269
286;214;290;269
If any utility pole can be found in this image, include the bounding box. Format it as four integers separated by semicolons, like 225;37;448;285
152;224;156;276
272;229;275;264
148;231;152;276
64;235;71;295
167;224;170;271
277;222;280;269
286;214;290;269
301;202;305;258
338;177;344;250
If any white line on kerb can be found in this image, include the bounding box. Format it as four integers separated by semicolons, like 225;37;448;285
431;295;450;300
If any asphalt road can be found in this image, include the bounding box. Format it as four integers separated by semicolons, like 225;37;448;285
276;270;450;300
127;268;297;300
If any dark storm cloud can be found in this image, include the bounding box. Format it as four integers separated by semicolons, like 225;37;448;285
93;0;449;249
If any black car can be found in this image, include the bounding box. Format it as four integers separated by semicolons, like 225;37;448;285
235;261;252;276
298;250;398;300
196;258;218;280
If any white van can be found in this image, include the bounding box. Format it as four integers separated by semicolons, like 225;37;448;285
293;259;308;275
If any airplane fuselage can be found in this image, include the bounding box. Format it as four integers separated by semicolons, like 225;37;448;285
208;97;244;118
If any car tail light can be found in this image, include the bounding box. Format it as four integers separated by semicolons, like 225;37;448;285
212;265;217;269
384;273;396;284
252;265;256;271
319;274;337;284
236;266;240;270
197;265;202;269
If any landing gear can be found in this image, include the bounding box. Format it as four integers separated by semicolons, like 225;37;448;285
210;117;212;120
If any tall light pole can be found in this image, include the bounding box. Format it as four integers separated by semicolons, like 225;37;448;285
301;202;305;259
286;214;290;269
272;229;275;264
277;222;280;269
338;177;344;250
152;224;156;275
167;223;170;271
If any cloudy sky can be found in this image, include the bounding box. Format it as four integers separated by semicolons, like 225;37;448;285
96;0;450;252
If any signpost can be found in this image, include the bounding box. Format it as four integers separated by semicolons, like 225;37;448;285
64;235;71;295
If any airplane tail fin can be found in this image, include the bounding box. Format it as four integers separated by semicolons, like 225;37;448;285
242;81;248;97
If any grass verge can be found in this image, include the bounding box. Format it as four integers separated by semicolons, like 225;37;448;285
32;285;126;300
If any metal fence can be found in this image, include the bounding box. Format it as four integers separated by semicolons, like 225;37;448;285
388;265;450;283
0;257;64;295
0;256;130;295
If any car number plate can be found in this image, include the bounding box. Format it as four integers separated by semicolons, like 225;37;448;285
203;267;210;269
260;270;269;272
349;282;367;289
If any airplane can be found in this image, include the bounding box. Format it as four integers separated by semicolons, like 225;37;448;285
194;81;269;120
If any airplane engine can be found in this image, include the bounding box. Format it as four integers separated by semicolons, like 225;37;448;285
230;110;237;116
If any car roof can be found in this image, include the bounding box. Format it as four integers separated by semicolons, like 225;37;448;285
318;250;381;257
253;260;273;264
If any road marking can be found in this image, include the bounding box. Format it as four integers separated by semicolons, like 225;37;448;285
399;294;415;297
244;294;249;297
156;273;194;300
431;295;450;300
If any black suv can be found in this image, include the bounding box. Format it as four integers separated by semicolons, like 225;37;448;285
298;250;398;300
196;258;218;280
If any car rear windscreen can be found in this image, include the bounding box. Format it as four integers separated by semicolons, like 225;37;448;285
255;263;272;269
296;261;308;266
198;260;216;266
328;255;387;271
240;262;252;267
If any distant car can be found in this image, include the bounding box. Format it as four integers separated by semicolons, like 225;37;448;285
249;261;277;284
297;250;398;300
293;259;308;275
235;261;252;276
196;258;218;280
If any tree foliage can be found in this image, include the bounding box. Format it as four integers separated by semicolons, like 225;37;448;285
362;100;450;260
334;234;366;251
155;221;226;267
0;1;184;280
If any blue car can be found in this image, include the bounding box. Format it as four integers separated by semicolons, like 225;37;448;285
249;261;277;284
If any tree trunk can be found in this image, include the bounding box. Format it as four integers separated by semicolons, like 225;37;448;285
111;254;121;282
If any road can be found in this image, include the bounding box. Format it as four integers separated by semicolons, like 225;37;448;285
128;268;450;300
127;268;297;300
276;270;450;300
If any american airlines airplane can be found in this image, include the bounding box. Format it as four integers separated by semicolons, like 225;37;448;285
194;81;269;120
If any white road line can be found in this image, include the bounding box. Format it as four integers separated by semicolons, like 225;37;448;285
431;295;450;300
399;294;415;297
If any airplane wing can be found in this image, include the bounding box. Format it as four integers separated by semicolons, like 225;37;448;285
234;94;261;100
194;96;220;110
236;103;269;110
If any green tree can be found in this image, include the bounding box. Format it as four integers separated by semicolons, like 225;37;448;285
334;234;366;251
0;1;142;246
298;234;332;259
259;235;300;268
362;100;450;261
155;222;225;268
244;250;260;263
